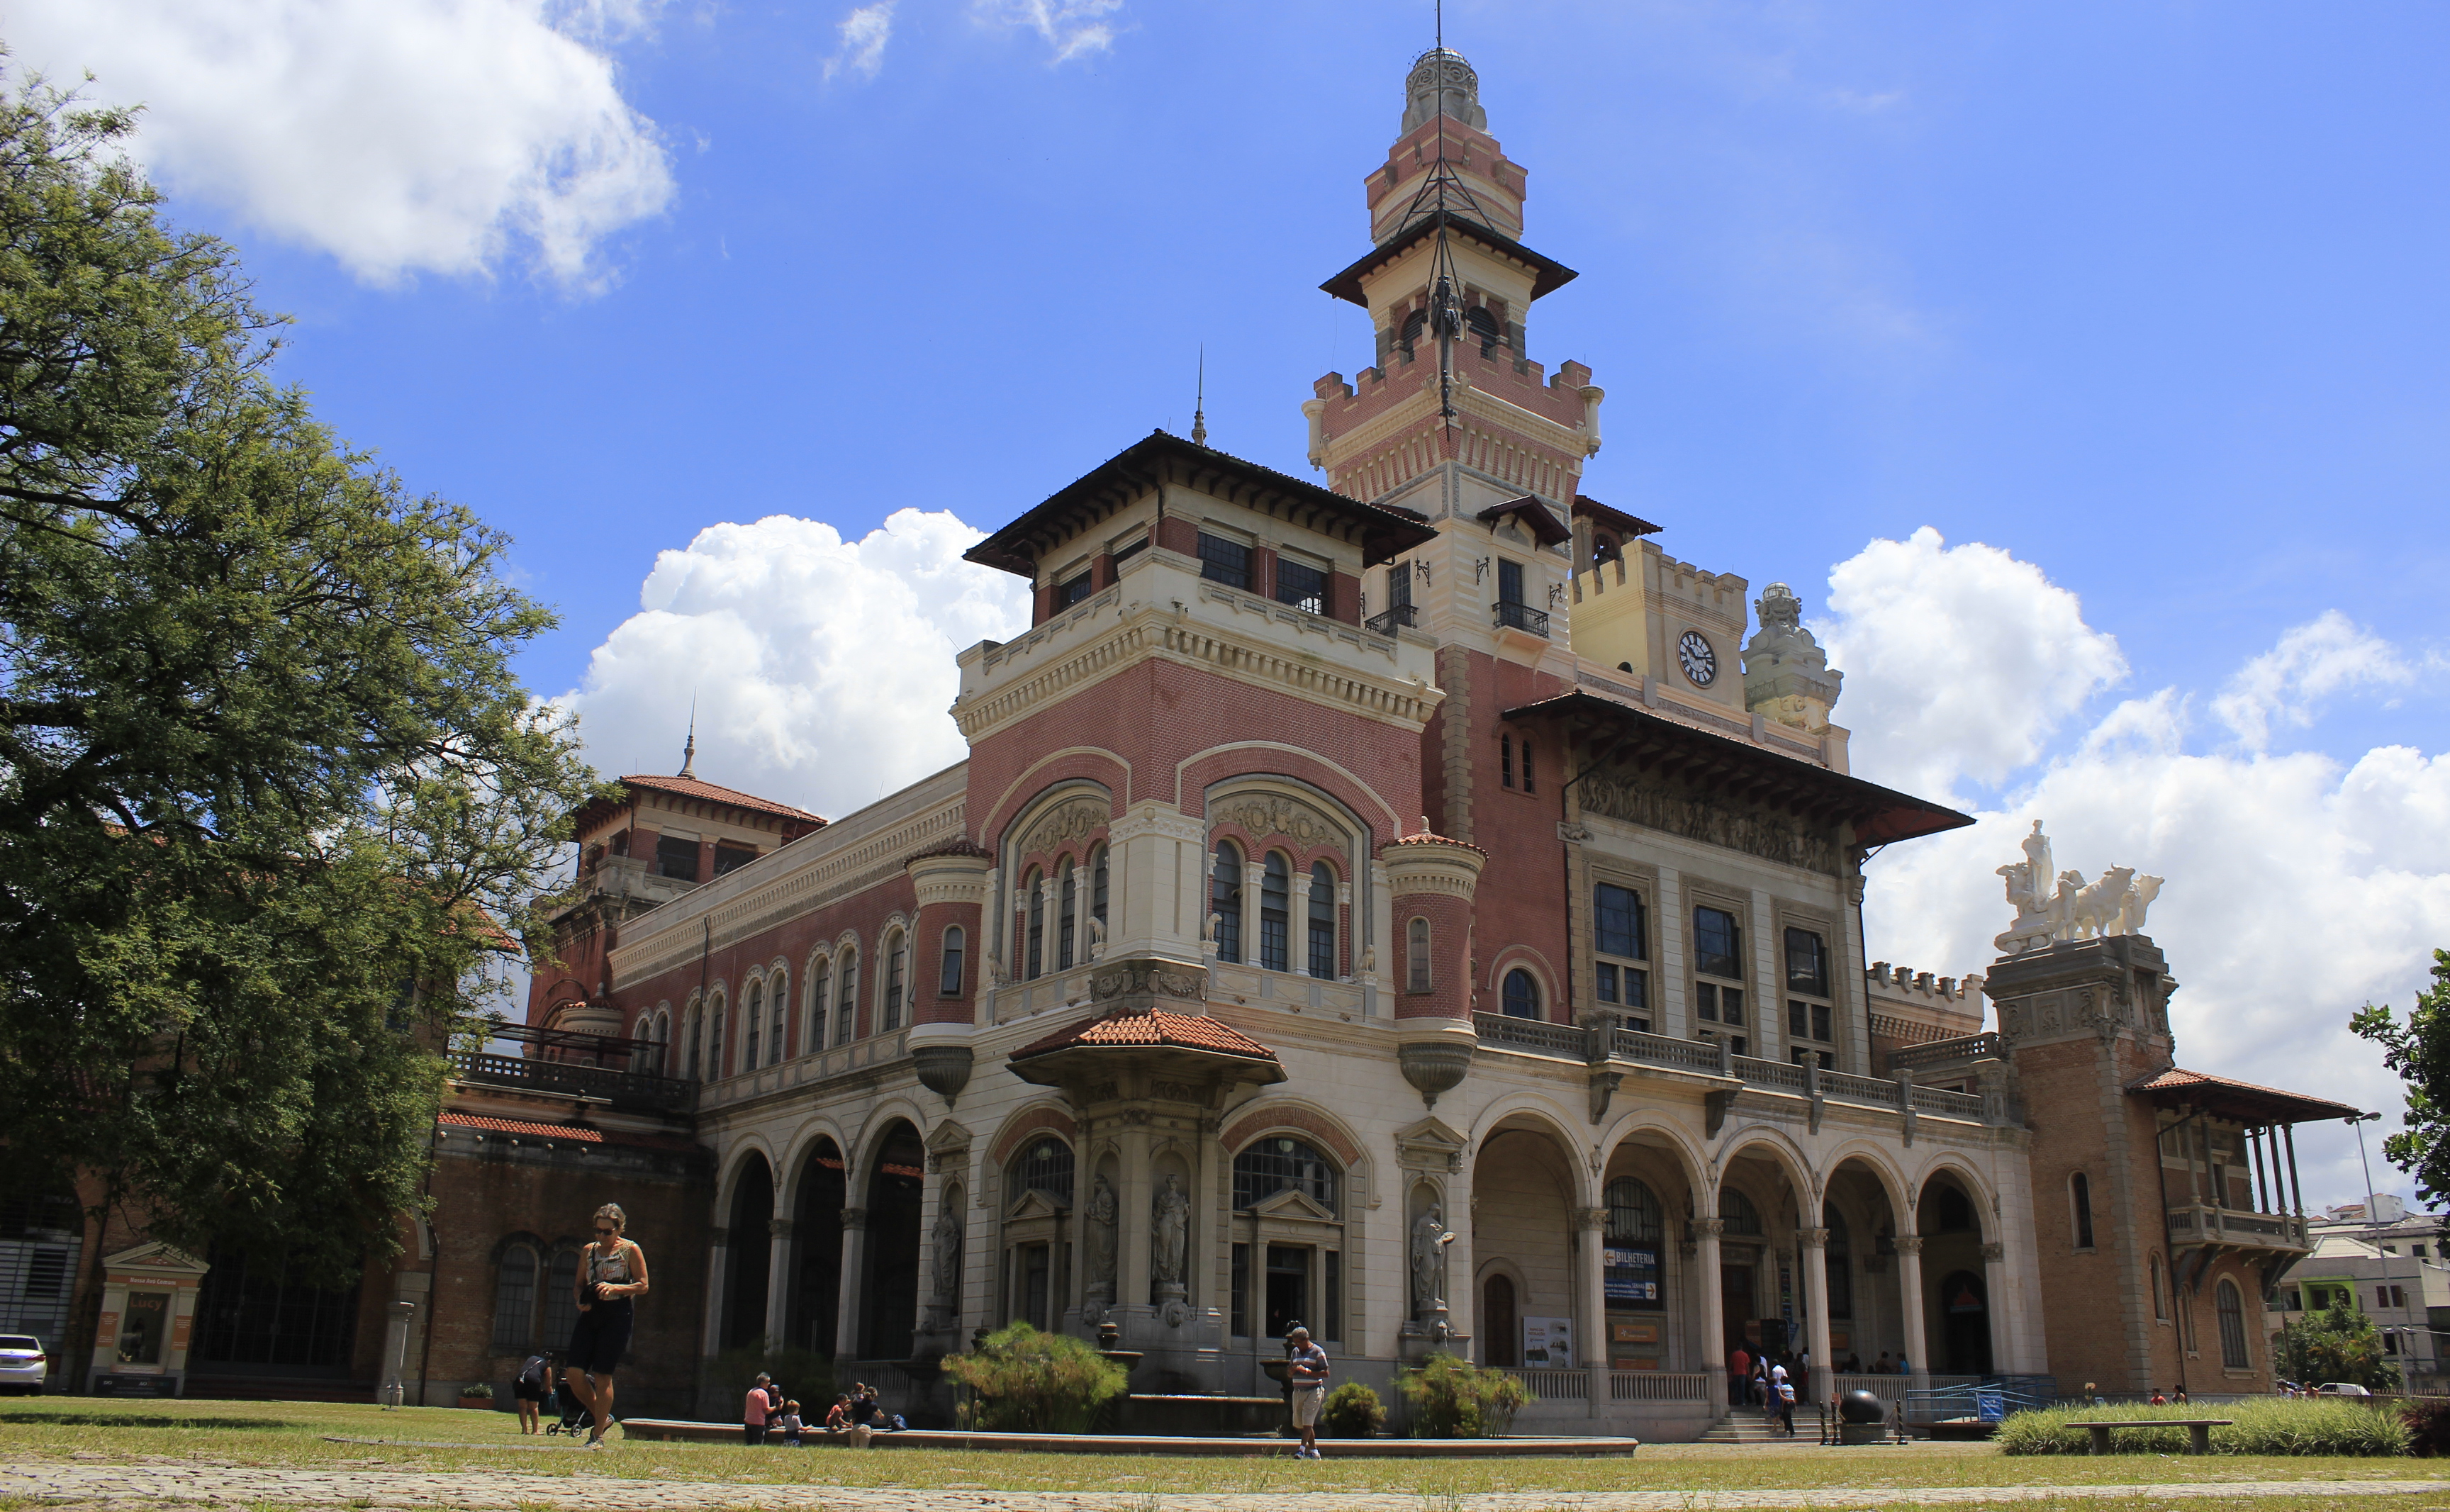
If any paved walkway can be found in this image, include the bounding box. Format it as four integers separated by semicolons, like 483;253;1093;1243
3;1462;2448;1511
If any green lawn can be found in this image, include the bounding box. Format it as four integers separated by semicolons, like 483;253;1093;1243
0;1397;2444;1500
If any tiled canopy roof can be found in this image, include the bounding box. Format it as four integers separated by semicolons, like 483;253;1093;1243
2128;1066;2363;1126
441;1111;603;1142
1012;1007;1280;1064
618;773;824;824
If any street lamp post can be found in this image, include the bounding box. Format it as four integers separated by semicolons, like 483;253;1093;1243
2347;1111;2408;1389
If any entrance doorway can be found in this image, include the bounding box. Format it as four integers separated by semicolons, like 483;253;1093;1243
1015;1243;1051;1331
860;1124;926;1359
1721;1262;1756;1355
1264;1245;1309;1340
1483;1275;1518;1367
1938;1270;1993;1374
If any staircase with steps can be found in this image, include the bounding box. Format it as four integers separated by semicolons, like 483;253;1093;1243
1696;1404;1802;1444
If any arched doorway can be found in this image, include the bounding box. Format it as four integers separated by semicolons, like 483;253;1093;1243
788;1138;846;1355
1483;1275;1519;1367
1938;1270;1992;1375
723;1154;773;1349
859;1122;926;1360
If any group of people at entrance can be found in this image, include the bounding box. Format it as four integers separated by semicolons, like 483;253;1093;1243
1727;1343;1803;1435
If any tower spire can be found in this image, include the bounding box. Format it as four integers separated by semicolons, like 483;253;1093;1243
1191;345;1208;447
679;700;698;778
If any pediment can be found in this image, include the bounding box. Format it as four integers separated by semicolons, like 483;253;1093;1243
1006;1188;1068;1221
1250;1187;1336;1222
1394;1115;1468;1167
926;1119;973;1158
104;1242;208;1275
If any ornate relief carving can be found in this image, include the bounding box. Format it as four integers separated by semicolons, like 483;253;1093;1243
1090;961;1207;1002
1578;768;1838;874
1213;792;1347;851
1022;797;1111;858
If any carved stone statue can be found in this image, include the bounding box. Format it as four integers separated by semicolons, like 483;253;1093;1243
1995;821;2168;958
1151;1175;1189;1291
1087;914;1108;959
2121;874;2164;934
932;1206;962;1306
1084;1175;1119;1296
1410;1204;1459;1314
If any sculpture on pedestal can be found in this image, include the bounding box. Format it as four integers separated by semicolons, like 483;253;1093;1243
931;1206;962;1310
1994;821;2164;956
1084;1175;1119;1305
1410;1204;1458;1316
1151;1175;1189;1289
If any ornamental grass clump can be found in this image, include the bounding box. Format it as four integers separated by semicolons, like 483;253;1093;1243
1321;1382;1387;1438
1397;1353;1533;1438
1995;1398;2409;1457
938;1321;1128;1433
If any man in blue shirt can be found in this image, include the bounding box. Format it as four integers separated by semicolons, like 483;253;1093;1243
1286;1326;1330;1460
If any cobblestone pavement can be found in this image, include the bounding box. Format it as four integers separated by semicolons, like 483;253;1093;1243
4;1463;2449;1511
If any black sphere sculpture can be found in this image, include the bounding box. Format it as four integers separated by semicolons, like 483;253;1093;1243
1838;1389;1886;1425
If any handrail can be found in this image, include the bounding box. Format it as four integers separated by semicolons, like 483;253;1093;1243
1475;1012;1587;1059
1365;604;1419;635
1492;600;1551;637
446;1049;695;1111
1887;1032;2005;1073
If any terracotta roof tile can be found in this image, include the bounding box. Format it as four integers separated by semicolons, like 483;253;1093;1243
2128;1066;2362;1123
1012;1007;1279;1063
618;773;824;824
440;1111;603;1142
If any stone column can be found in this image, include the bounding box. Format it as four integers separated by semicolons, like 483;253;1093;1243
1038;875;1058;983
1981;1241;2009;1374
1445;1165;1477;1345
834;1207;869;1363
1290;873;1314;980
1799;1228;1833;1401
702;1228;730;1357
1896;1234;1930;1391
1119;1121;1154;1340
764;1219;794;1348
378;1300;415;1408
1243;861;1267;967
1577;1206;1609;1413
1696;1217;1726;1386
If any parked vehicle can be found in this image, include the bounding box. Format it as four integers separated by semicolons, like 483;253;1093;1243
0;1335;48;1394
2317;1382;2376;1396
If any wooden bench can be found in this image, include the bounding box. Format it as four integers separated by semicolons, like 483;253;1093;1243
2066;1418;2232;1455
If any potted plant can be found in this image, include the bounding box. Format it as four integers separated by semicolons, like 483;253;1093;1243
457;1382;496;1409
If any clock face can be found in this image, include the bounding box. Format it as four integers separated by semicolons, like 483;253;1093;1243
1678;630;1717;687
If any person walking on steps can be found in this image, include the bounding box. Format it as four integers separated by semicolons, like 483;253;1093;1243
1777;1374;1797;1437
562;1203;649;1450
1287;1326;1330;1459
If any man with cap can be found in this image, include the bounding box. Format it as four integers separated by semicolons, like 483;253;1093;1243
1285;1325;1330;1459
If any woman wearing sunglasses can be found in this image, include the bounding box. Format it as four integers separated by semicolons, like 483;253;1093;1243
563;1203;649;1448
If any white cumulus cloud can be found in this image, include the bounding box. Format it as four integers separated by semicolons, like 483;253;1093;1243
1816;525;2127;801
973;0;1123;65
552;508;1031;818
7;0;675;288
1820;542;2450;1209
824;2;896;83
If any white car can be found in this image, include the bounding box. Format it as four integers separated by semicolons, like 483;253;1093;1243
2317;1382;2375;1396
0;1335;48;1394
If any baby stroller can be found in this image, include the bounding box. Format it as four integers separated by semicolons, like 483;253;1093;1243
544;1374;594;1436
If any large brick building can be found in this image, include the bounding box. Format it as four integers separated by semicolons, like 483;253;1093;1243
28;46;2360;1430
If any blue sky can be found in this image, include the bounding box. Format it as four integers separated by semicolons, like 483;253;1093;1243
18;0;2450;1205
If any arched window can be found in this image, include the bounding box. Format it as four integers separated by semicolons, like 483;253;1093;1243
1406;917;1433;992
742;982;763;1072
1719;1187;1762;1237
768;975;788;1065
1823;1205;1853;1319
1024;868;1045;980
710;997;727;1078
939;926;966;997
2152;1253;2171;1322
2217;1278;2249;1368
1233;1137;1339;1215
1400;307;1427;350
1011;1138;1075;1207
1308;863;1337;979
807;960;830;1052
1259;852;1291;971
685;1004;703;1082
1935;1185;1977;1233
1502;967;1541;1019
2071;1170;2096;1250
489;1243;539;1352
835;950;858;1044
1212;842;1243;964
1592;532;1621;566
1604;1177;1663;1243
541;1247;581;1353
881;931;906;1033
1092;846;1109;928
1057;860;1077;970
1465;303;1501;352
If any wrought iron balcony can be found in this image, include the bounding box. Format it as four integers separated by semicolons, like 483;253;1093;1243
447;1050;695;1111
1886;1032;2007;1075
1365;604;1418;636
2164;1201;2310;1254
1491;600;1550;637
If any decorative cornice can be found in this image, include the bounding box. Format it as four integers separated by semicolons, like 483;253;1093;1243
1381;837;1486;900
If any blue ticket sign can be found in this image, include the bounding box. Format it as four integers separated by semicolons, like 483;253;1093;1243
1604;1245;1662;1309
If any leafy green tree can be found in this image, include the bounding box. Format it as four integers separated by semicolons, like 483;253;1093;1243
0;69;598;1375
2350;950;2450;1204
2274;1302;2402;1391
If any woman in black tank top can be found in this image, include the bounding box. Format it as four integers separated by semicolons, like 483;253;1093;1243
562;1202;650;1448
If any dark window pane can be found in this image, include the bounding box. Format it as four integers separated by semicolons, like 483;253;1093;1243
1307;863;1336;979
1623;968;1648;1009
1596;962;1618;1003
1276;559;1328;614
1233;1138;1338;1215
1389;561;1412;608
1721;988;1744;1026
939;929;964;997
1259;853;1290;972
1811;1004;1831;1041
655;834;700;882
1695;982;1718;1021
1058;865;1076;970
1497;558;1525;605
1055;571;1092;608
712;844;756;876
1012;1139;1075;1207
1789;999;1808;1038
1784;927;1828;996
1198;533;1251;589
1212;844;1243;964
1025;871;1044;980
1231;1243;1249;1336
1503;968;1540;1019
1324;1250;1342;1343
1694;906;1741;979
1595;885;1645;959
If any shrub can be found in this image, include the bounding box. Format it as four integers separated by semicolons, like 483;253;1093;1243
2401;1397;2450;1457
457;1382;493;1399
1397;1353;1533;1438
2276;1304;2405;1392
1321;1382;1386;1438
1996;1399;2409;1457
939;1321;1128;1433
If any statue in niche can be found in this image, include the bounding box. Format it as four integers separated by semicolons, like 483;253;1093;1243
1084;1175;1119;1294
1151;1175;1190;1290
1411;1204;1459;1314
1087;914;1107;959
932;1206;962;1306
